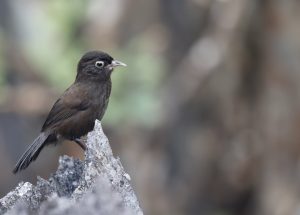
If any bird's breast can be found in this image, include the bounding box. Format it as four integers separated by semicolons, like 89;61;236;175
56;80;111;140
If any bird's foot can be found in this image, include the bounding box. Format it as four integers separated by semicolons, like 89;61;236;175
74;138;86;151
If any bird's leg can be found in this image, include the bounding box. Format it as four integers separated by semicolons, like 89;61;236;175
74;138;86;151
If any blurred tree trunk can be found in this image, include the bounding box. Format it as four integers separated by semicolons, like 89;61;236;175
132;0;300;214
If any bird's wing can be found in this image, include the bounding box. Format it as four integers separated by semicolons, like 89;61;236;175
41;86;90;131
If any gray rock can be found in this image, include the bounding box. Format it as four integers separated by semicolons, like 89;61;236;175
0;120;143;215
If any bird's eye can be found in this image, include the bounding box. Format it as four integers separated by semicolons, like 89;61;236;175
95;61;105;68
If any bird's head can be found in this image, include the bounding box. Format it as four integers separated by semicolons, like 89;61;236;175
76;51;126;82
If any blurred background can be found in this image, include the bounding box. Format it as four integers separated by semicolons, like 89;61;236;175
0;0;300;214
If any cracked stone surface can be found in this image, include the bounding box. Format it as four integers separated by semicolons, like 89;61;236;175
0;120;143;215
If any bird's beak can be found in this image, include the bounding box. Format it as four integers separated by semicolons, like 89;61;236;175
111;60;127;68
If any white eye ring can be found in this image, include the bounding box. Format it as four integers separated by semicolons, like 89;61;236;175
95;61;104;68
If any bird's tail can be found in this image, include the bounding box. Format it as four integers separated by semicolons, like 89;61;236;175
13;132;50;173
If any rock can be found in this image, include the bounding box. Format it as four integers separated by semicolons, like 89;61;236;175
0;120;143;215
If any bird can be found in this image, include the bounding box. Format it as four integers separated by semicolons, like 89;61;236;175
13;51;126;173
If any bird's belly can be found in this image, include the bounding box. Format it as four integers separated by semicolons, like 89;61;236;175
56;110;97;140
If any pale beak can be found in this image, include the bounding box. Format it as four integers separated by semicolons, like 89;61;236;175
111;60;127;68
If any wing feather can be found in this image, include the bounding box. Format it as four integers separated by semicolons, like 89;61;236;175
41;86;90;131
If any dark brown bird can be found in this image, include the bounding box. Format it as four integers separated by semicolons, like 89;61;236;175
13;51;126;173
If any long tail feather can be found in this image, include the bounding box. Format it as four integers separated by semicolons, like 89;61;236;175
13;132;49;173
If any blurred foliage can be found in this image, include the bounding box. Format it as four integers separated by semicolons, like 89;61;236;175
106;39;166;127
23;1;86;88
